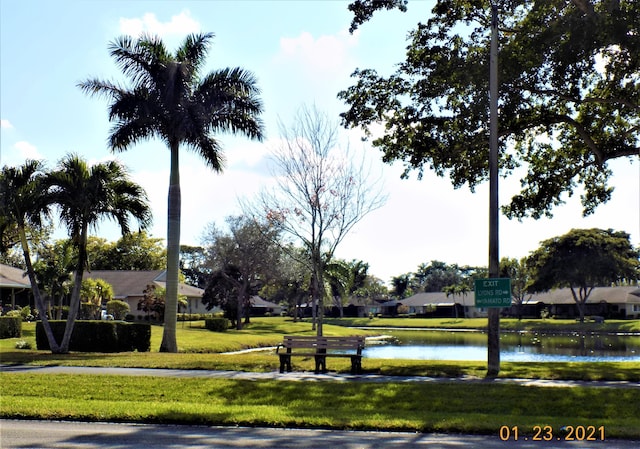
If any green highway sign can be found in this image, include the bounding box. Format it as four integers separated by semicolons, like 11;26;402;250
474;278;512;308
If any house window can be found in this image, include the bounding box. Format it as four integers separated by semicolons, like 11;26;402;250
633;305;640;312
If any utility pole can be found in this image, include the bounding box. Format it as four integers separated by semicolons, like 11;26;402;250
487;2;501;378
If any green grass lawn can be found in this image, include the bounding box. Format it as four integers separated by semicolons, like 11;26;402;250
325;316;640;333
2;318;639;381
1;373;639;438
2;317;639;437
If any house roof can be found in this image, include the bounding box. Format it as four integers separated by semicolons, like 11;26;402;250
401;291;475;307
85;270;203;299
524;286;640;305
250;296;283;309
400;286;640;307
0;263;31;289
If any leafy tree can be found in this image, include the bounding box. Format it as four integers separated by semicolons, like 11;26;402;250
251;105;385;335
88;232;166;271
201;267;241;326
390;273;413;299
324;258;353;318
79;278;114;319
413;261;464;293
46;154;151;353
138;284;163;322
79;32;265;352
352;275;389;302
499;257;532;320
180;245;209;288
201;216;281;329
527;228;639;322
33;239;74;320
341;0;639;219
259;245;310;321
443;283;470;318
0;160;59;350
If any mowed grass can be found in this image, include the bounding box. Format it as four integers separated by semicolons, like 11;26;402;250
1;319;639;381
324;317;640;333
2;373;639;438
2;317;640;437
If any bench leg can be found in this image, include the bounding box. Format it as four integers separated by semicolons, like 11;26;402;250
315;355;326;374
350;356;362;374
279;355;292;373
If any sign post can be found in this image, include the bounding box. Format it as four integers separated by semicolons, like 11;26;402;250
474;278;512;308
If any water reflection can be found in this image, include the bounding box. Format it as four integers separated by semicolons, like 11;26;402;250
364;330;640;362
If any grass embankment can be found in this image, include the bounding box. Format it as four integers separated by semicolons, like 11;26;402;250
1;319;639;381
1;317;639;437
324;317;640;333
2;373;639;438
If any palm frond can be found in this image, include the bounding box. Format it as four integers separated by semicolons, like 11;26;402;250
175;32;215;81
108;119;157;152
185;134;225;172
76;78;125;100
109;34;170;90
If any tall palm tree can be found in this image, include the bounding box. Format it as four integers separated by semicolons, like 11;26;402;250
0;160;60;351
79;32;265;352
46;154;151;352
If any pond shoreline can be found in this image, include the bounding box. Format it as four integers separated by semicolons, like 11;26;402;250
353;326;640;336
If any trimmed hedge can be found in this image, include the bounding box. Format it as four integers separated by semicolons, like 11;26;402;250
0;316;21;339
204;317;230;332
36;321;151;352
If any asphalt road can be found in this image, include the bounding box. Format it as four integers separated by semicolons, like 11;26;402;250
2;420;637;449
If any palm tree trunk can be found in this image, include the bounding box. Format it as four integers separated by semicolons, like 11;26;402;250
160;143;181;353
18;226;61;353
60;225;88;353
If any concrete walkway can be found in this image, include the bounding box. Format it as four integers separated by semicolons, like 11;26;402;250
2;364;639;389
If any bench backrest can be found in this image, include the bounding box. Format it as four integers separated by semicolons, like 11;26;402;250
281;335;365;352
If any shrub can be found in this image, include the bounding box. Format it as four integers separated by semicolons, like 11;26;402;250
205;317;230;332
19;306;33;321
106;300;130;320
15;340;32;349
0;316;21;339
36;321;151;352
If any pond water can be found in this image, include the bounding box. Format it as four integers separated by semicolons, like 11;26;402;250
363;330;640;362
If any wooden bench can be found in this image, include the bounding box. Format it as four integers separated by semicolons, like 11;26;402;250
276;335;365;374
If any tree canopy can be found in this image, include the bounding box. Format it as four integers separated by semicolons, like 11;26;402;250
527;228;639;321
341;0;639;219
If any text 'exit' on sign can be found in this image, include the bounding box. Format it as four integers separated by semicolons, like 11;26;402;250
474;278;512;308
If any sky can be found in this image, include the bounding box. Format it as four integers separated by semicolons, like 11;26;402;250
1;0;638;285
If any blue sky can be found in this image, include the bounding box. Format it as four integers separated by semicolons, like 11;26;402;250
1;1;638;284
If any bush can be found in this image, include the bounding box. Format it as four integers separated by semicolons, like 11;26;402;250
205;317;230;332
106;300;130;320
36;321;151;352
0;316;21;339
15;340;32;349
19;306;33;321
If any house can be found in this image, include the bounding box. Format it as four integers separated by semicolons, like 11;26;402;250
249;296;284;316
84;270;207;319
327;296;387;318
391;285;640;319
393;291;483;318
521;286;640;319
0;263;31;311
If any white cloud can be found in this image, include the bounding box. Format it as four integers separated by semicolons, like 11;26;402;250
276;29;359;73
1;119;13;129
14;141;43;160
119;10;201;38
